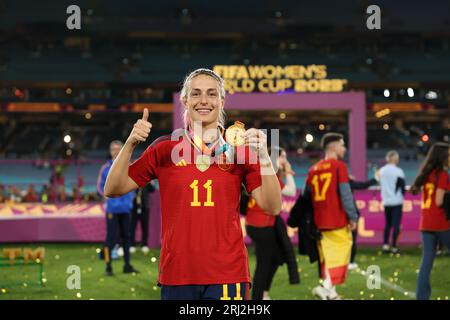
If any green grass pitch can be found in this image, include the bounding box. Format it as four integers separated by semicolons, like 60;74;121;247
1;244;449;300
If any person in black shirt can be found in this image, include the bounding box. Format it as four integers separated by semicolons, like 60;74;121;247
130;182;155;254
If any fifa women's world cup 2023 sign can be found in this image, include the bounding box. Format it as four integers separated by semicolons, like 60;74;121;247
213;65;348;94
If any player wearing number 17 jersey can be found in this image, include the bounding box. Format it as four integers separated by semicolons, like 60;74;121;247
103;68;282;300
304;133;358;300
410;142;450;300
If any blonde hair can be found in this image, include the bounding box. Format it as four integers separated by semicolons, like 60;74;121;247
110;140;123;147
180;68;226;128
385;150;399;162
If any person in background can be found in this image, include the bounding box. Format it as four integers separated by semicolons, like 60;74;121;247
245;147;299;300
0;184;6;203
379;150;406;254
51;165;66;202
410;142;450;300
130;181;155;254
9;186;23;203
97;140;138;276
306;133;358;300
71;185;81;203
24;184;39;202
347;173;379;270
76;175;84;203
40;184;51;203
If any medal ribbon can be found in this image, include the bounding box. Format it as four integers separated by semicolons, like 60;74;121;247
187;126;228;156
185;125;234;168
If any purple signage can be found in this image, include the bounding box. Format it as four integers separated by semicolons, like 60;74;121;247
0;191;422;246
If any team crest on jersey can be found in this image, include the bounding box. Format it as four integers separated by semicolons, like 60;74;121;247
218;153;232;171
195;155;210;172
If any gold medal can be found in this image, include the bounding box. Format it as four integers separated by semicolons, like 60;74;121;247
195;154;211;172
225;121;246;147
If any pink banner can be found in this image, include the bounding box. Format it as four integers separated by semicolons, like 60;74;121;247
270;190;421;246
349;190;421;245
0;203;104;219
0;191;422;246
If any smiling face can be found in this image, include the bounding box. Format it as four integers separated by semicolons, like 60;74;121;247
182;74;224;129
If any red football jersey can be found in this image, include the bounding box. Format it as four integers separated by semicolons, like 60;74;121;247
306;159;349;230
128;133;262;285
419;169;449;231
246;176;284;227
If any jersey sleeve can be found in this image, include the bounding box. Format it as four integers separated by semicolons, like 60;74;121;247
128;145;158;187
337;161;350;184
243;148;262;194
437;171;449;190
337;162;358;221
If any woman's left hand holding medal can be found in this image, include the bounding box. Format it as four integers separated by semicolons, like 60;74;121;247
244;128;271;167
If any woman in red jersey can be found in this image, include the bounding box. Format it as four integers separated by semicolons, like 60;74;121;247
245;147;299;300
103;68;282;300
410;142;450;300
